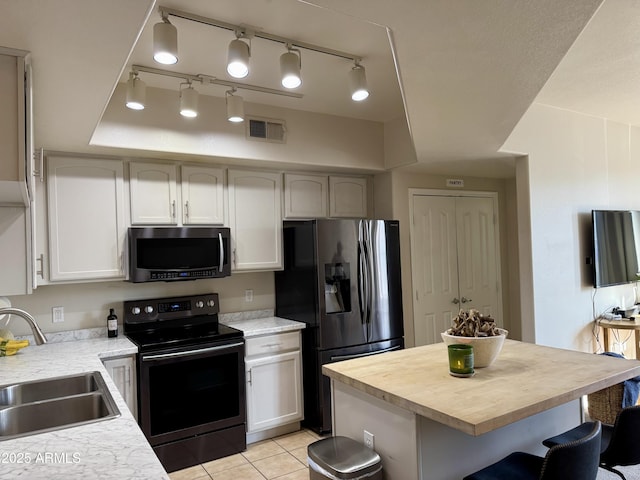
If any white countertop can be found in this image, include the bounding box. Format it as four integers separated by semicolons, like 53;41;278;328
0;336;169;480
0;316;305;479
221;316;306;337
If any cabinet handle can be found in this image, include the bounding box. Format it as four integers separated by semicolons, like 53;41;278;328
184;201;189;219
262;343;283;349
171;201;176;220
247;369;252;386
233;248;237;267
36;253;44;278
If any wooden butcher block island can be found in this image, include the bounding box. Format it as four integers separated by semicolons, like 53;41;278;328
323;339;640;480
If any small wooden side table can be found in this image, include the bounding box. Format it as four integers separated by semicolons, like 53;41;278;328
597;317;640;359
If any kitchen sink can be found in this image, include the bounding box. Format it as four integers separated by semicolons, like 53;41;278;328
0;372;120;441
0;371;101;406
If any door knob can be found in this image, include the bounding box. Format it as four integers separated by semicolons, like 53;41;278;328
461;297;472;303
452;298;460;304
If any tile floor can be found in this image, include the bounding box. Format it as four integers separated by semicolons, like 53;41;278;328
168;429;323;480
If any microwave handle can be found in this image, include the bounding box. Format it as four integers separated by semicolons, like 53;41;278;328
218;232;225;273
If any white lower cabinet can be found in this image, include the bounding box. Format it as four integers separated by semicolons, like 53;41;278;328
102;355;138;421
245;331;303;438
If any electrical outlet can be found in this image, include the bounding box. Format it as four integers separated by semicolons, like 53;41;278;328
52;306;64;323
363;430;374;449
245;289;254;302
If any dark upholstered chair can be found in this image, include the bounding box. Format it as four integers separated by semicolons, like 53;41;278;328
543;405;640;479
463;421;601;480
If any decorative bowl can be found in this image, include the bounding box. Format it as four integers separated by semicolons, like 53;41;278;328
440;328;508;367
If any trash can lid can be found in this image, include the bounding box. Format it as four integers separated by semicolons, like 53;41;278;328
308;436;381;479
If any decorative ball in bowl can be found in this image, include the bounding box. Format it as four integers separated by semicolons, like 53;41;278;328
441;309;508;367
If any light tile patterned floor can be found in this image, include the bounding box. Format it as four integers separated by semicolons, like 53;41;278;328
168;429;322;480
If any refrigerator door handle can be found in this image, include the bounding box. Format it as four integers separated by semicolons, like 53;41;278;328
357;223;368;325
330;345;402;362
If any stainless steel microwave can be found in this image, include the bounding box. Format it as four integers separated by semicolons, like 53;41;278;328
128;227;231;283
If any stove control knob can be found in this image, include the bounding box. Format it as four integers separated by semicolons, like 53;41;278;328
195;300;204;308
207;299;215;307
144;306;154;314
131;307;141;315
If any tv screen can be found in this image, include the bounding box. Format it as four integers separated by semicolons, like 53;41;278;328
592;210;640;288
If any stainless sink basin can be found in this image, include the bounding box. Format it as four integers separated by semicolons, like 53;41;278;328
0;371;100;406
0;372;120;441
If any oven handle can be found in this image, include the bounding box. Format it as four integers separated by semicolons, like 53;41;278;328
141;342;244;361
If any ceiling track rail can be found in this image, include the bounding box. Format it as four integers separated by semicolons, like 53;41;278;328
158;6;363;63
131;64;304;98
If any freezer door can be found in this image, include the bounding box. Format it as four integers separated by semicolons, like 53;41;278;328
316;219;367;350
315;338;404;433
365;220;404;343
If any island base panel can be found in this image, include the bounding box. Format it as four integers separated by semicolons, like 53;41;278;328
331;381;582;480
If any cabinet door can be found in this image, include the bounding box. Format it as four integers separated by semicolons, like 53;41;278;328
246;350;303;433
47;156;126;282
129;162;178;225
329;176;368;218
228;170;282;271
181;165;225;225
284;173;328;219
102;356;138;420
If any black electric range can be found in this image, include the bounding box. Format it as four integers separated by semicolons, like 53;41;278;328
123;293;247;473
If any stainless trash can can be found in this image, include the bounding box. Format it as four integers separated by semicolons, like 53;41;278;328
307;436;383;480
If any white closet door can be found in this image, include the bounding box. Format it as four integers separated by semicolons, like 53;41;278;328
411;195;500;346
455;197;499;320
411;196;459;346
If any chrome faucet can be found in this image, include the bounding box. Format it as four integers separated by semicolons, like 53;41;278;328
0;308;48;345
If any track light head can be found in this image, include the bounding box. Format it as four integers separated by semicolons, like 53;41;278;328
280;47;302;89
126;72;146;110
226;89;244;123
349;63;369;101
153;16;178;65
227;37;250;79
180;82;198;117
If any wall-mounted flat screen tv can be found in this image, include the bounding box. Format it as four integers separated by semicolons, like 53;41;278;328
592;210;640;288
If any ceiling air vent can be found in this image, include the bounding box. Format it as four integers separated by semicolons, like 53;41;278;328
246;117;286;143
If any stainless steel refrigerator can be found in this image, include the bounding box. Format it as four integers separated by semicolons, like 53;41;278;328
275;219;404;433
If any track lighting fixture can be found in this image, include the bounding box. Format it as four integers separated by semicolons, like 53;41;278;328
151;7;371;102
153;14;178;65
226;89;244;123
126;72;146;110
280;46;302;89
227;35;250;79
349;63;369;101
179;81;198;117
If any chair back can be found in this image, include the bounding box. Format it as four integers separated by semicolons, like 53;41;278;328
601;405;640;467
539;421;601;480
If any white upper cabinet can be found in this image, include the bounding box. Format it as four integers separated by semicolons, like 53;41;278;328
329;176;368;218
47;156;126;282
284;173;328;219
130;162;225;226
129;162;178;225
181;165;225;225
228;169;282;271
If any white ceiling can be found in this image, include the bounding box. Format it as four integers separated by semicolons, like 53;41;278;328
3;0;636;178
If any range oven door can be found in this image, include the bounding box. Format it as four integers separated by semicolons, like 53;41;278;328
138;339;246;449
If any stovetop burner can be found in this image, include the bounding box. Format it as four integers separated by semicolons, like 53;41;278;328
123;293;243;352
126;320;243;352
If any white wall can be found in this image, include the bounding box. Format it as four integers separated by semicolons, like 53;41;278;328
5;272;274;337
503;103;640;353
92;85;386;172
